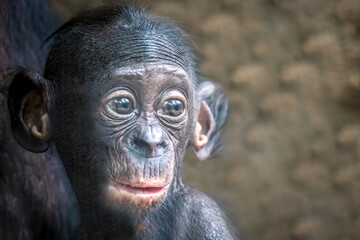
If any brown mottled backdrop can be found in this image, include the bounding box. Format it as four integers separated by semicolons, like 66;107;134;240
50;0;360;239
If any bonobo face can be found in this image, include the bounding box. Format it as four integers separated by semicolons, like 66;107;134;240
53;64;195;213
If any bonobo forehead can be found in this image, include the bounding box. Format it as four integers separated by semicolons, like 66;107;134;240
91;63;195;104
110;64;188;78
44;6;196;83
108;64;191;87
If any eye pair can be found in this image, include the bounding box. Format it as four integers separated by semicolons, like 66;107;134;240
104;89;186;118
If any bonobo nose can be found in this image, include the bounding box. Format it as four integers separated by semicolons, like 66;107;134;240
127;125;168;158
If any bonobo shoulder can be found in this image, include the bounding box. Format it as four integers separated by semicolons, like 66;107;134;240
178;187;239;240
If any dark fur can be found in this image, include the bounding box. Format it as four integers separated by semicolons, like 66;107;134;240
0;0;79;239
7;5;238;240
44;6;195;83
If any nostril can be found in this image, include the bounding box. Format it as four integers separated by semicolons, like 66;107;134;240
132;137;166;152
159;141;167;149
133;138;148;149
131;138;136;147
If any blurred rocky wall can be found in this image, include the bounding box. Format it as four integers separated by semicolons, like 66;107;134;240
50;0;360;239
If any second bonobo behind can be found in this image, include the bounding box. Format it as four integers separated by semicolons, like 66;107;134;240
8;5;238;240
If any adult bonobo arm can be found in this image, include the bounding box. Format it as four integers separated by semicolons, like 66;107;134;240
1;0;78;239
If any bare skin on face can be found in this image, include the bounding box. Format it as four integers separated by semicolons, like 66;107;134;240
106;181;170;210
99;64;192;210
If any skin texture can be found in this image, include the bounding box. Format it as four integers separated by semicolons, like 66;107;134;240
0;0;78;239
7;5;238;240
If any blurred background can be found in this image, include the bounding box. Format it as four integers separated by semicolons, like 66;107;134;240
50;0;360;239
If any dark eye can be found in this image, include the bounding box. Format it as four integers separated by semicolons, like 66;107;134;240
163;99;184;117
107;97;134;115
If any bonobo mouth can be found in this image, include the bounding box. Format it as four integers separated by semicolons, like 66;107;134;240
114;182;167;195
108;180;170;200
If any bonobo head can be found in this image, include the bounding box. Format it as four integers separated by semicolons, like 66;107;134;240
8;5;228;230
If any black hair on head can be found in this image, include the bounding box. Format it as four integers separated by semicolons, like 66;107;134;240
44;5;196;83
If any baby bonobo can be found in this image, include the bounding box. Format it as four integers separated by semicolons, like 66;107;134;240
8;5;238;240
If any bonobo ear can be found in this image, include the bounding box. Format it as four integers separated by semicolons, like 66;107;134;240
7;70;52;153
193;80;228;161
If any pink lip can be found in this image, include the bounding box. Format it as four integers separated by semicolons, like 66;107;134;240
113;182;167;195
